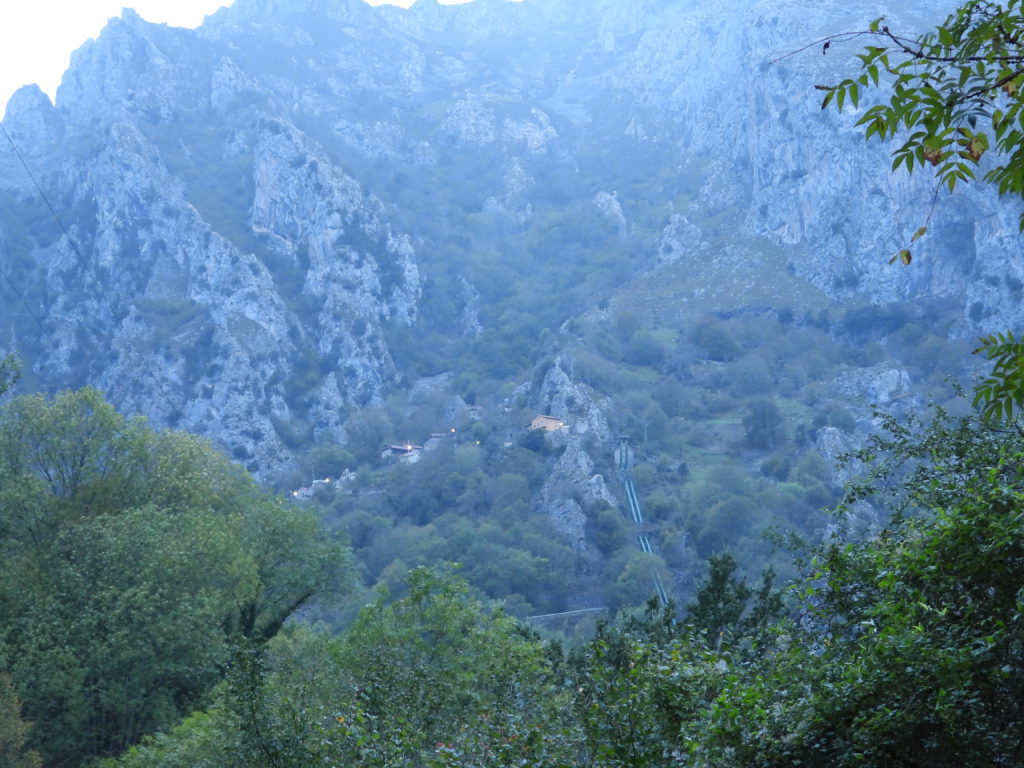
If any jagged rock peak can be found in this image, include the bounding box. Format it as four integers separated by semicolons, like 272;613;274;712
55;7;204;123
210;0;374;23
3;83;53;119
1;85;63;148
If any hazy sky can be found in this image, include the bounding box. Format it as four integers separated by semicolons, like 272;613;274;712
0;0;477;119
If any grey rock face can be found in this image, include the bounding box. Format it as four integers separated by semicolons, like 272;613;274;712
530;357;619;548
0;7;422;476
832;363;913;407
658;214;706;265
536;358;613;443
0;0;1016;483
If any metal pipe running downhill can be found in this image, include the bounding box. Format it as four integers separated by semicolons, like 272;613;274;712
617;436;671;609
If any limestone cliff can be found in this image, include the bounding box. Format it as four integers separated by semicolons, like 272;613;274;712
0;0;1014;484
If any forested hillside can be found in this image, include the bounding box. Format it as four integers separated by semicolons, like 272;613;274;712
2;0;1024;764
0;0;991;616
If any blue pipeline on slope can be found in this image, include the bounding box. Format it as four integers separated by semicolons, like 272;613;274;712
617;437;670;608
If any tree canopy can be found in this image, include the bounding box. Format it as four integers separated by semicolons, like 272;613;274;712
5;3;1024;766
0;355;18;398
702;405;1024;767
0;388;347;767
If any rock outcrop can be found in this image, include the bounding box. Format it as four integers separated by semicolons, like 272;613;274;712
0;0;1012;482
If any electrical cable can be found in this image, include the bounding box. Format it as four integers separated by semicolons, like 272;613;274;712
0;120;183;420
1;122;97;281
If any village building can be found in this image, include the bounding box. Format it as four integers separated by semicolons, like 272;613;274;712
529;414;567;431
381;443;424;463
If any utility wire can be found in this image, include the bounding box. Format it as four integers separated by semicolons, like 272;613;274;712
1;122;97;281
0;120;183;420
527;607;607;621
0;268;49;338
0;124;61;342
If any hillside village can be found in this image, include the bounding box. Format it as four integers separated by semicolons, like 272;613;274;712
290;406;571;498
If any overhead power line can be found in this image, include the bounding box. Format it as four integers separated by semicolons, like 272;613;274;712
0;122;96;281
0;121;183;421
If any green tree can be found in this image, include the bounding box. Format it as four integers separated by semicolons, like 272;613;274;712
704;406;1024;767
0;389;346;767
696;496;755;555
569;601;724;767
973;329;1024;421
742;397;784;449
609;551;671;612
332;566;576;766
0;354;19;398
626;330;671;367
691;322;739;362
587;504;630;555
111;711;228;768
342;405;393;465
685;552;783;651
0;388;152;540
117;567;579;768
112;630;341;768
5;505;247;764
0;673;41;768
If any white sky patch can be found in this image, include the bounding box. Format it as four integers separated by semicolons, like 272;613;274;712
0;0;485;119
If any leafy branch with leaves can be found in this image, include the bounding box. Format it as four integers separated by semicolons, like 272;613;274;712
974;329;1024;422
812;3;1024;264
803;3;1024;425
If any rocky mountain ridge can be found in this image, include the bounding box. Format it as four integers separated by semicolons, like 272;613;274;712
0;0;1012;492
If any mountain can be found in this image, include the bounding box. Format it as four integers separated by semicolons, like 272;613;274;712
0;0;1013;610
